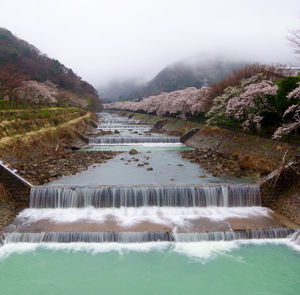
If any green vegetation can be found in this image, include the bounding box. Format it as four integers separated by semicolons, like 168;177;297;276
275;75;300;114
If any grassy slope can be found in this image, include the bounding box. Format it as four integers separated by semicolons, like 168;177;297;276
0;107;85;138
0;107;97;164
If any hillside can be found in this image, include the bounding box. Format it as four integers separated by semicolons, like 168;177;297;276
0;28;101;111
99;57;246;101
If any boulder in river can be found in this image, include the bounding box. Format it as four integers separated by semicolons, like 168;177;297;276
129;149;138;155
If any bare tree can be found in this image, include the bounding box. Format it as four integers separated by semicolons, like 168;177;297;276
288;21;300;57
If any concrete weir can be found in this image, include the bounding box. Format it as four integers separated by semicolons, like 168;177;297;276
29;184;262;208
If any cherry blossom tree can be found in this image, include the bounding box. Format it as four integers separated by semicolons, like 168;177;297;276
226;80;278;130
287;82;300;100
105;86;211;120
14;80;58;105
273;104;300;139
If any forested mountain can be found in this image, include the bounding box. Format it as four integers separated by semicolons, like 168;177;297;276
0;28;101;110
99;57;247;101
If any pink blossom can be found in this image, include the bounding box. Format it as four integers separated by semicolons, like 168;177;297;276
273;104;300;139
226;80;278;129
104;86;211;119
14;80;57;104
287;82;300;100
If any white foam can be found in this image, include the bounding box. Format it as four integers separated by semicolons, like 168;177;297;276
0;243;39;259
173;239;295;261
0;242;170;259
0;239;298;261
17;207;271;228
90;143;184;146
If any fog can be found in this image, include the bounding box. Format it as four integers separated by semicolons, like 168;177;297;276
1;0;300;87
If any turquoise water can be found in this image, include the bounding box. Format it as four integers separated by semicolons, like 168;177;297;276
0;242;300;295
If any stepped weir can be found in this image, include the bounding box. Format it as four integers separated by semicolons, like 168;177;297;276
1;112;297;246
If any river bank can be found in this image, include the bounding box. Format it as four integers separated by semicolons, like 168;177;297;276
0;112;121;232
108;110;300;225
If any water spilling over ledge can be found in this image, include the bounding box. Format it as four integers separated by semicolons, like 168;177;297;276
100;119;139;124
290;231;300;246
29;184;262;208
3;228;294;243
97;125;152;130
89;136;181;144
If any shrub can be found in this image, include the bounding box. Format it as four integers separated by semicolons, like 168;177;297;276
275;76;300;114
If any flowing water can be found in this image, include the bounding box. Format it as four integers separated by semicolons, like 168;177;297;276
1;112;300;294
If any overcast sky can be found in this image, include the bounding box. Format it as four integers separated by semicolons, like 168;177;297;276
1;0;300;87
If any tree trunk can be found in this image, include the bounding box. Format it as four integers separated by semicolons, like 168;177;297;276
9;95;14;108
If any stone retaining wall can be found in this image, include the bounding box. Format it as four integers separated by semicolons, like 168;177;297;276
260;161;299;206
0;163;32;207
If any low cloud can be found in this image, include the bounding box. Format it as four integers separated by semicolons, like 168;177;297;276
0;0;299;88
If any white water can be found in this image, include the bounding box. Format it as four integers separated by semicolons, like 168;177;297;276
3;229;294;243
0;239;299;261
86;142;185;146
18;207;271;227
89;136;181;144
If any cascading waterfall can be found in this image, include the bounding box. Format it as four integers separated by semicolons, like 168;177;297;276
89;136;181;144
29;184;262;208
3;229;294;244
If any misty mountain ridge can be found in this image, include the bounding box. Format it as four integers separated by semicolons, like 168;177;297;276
98;56;247;101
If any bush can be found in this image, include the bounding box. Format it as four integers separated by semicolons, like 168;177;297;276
275;76;300;115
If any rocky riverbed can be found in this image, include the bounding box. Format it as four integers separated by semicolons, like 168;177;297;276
16;149;120;185
180;148;258;178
